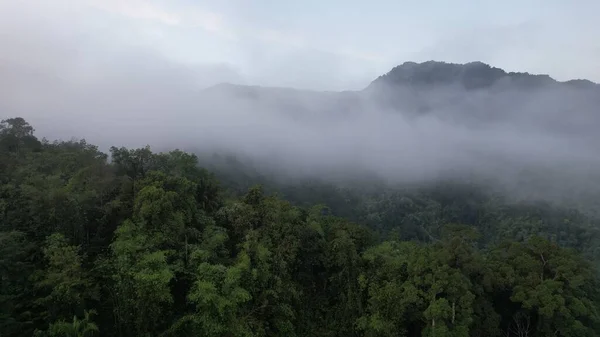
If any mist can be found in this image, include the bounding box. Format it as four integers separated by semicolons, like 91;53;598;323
2;0;600;209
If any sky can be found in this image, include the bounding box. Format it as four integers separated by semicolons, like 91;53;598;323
2;0;599;91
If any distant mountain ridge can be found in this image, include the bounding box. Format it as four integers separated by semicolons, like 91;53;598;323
190;61;600;210
199;60;600;128
203;61;598;95
368;61;599;91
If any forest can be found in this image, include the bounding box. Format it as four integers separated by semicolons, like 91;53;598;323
1;117;599;337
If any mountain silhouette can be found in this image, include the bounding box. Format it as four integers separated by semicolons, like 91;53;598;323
368;61;598;91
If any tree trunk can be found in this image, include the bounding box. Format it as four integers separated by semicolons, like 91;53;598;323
452;300;456;325
185;233;188;266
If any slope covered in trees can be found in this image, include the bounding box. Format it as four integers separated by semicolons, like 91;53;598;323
1;117;599;337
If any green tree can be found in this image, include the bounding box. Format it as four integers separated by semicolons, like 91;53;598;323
109;220;174;336
35;310;99;337
35;234;95;323
0;231;37;336
490;236;600;336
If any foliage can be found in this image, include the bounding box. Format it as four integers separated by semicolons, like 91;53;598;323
1;117;599;337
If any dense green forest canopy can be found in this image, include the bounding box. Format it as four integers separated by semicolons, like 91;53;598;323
1;117;599;336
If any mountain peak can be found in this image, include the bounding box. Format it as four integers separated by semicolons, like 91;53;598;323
370;61;507;90
368;61;597;91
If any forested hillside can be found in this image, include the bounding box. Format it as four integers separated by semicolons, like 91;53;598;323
1;117;599;337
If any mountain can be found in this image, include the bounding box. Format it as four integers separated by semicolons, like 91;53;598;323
201;61;600;131
202;61;600;115
368;60;599;91
195;61;600;144
205;61;599;96
363;60;600;120
191;62;600;210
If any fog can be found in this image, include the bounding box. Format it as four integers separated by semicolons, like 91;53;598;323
2;0;600;208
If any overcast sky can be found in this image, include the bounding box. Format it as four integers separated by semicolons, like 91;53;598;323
2;0;599;91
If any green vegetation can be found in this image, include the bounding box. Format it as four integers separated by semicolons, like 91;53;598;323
1;117;599;336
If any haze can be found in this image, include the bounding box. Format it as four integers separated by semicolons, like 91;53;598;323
2;0;600;208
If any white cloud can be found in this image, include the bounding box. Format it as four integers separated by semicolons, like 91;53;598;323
86;0;182;26
84;0;229;37
256;29;307;49
83;0;381;67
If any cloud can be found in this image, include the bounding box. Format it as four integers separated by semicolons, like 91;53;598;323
87;0;182;25
2;0;600;212
85;0;234;38
0;0;243;144
256;29;306;49
84;0;382;71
